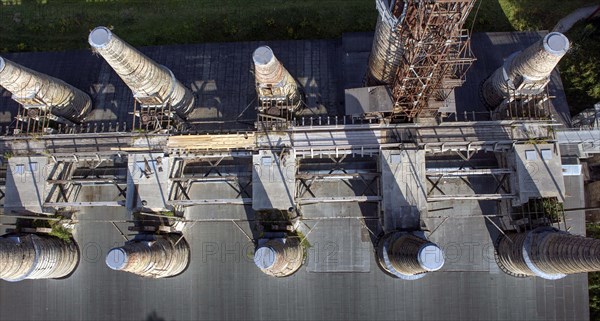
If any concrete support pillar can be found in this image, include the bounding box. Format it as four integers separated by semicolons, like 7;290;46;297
495;227;600;279
482;32;570;108
89;26;195;118
0;234;79;282
0;57;91;123
366;0;404;86
254;237;304;277
252;46;301;111
377;232;444;280
106;234;190;278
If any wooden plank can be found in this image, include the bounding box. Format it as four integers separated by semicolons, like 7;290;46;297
167;133;256;150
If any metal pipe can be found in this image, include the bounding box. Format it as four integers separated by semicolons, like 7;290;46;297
0;233;79;282
366;0;405;85
377;232;444;280
252;46;301;110
482;32;570;108
89;26;195;118
106;233;190;278
254;237;304;277
495;227;600;279
0;56;91;123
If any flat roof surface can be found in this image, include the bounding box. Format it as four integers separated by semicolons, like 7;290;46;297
0;31;571;132
4;157;48;213
0;168;590;321
0;39;341;132
0;181;589;321
0;32;587;321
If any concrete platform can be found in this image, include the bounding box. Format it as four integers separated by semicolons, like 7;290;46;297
252;150;295;211
380;149;427;232
0;31;589;321
126;152;170;212
507;143;566;206
304;218;372;273
0;181;588;320
0;155;591;320
4;156;49;214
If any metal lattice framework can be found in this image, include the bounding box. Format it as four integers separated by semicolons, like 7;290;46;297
168;156;253;211
390;0;476;120
131;98;183;133
44;157;128;210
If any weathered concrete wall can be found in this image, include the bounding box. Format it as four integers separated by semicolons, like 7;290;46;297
586;180;600;222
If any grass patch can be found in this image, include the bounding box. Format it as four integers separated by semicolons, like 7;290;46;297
31;217;73;242
495;0;598;31
48;222;73;242
468;0;599;33
159;210;174;217
1;0;597;53
560;18;600;115
588;223;600;321
467;0;515;33
0;0;377;52
294;230;312;250
512;197;564;225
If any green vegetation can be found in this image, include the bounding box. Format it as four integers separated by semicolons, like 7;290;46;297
31;217;73;242
294;230;312;250
490;0;597;31
470;0;598;33
588;223;600;321
512;197;564;225
0;0;377;52
560;19;600;116
255;209;289;224
470;0;600;115
159;210;174;217
540;198;564;223
2;0;597;52
48;222;73;242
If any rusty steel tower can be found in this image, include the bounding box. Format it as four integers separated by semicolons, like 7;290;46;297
368;0;476;120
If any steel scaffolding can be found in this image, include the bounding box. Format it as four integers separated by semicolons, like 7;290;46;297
390;0;476;120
